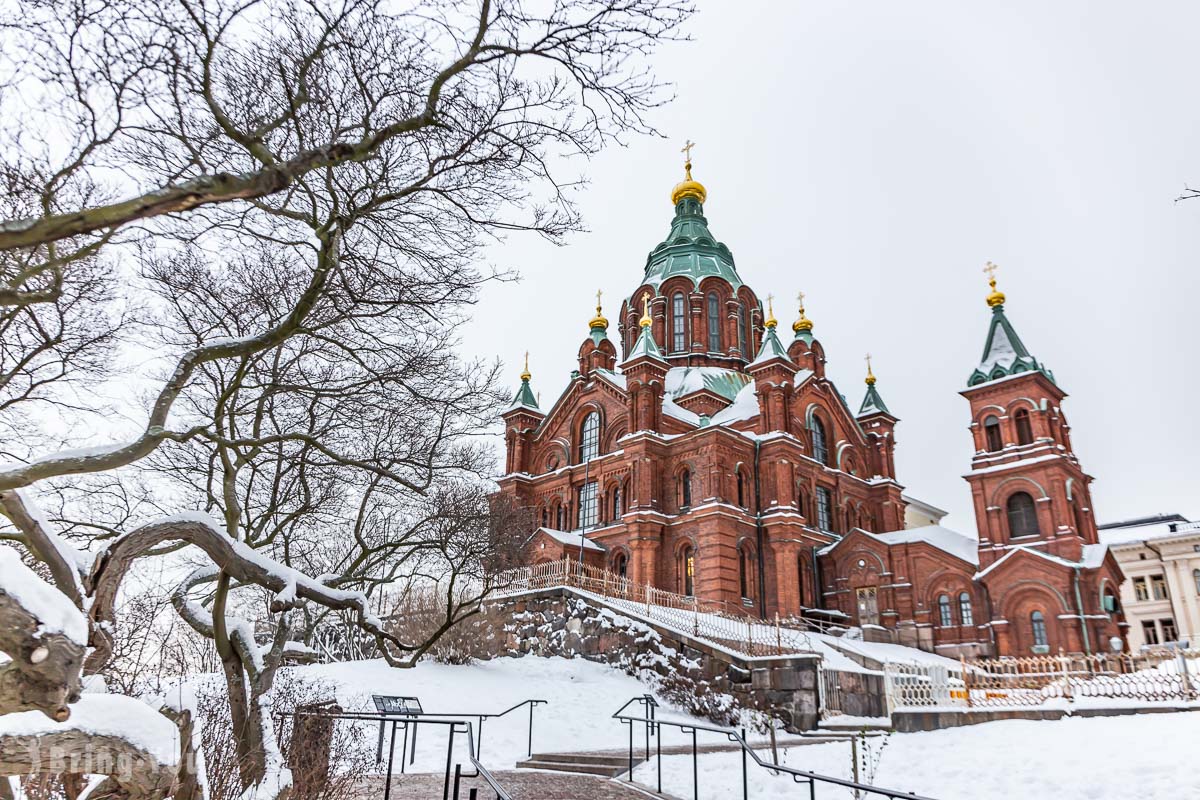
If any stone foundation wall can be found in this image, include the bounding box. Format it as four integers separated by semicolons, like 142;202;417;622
477;589;822;732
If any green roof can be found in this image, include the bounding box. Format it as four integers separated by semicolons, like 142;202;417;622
967;304;1055;387
750;324;790;367
637;196;743;296
625;323;665;363
858;382;891;416
507;377;539;412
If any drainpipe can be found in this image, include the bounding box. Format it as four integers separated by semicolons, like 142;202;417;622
1072;567;1092;655
810;547;825;612
753;439;767;619
979;581;998;652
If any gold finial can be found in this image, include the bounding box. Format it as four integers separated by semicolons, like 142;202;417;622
765;294;777;329
520;351;531;382
670;139;707;205
984;261;1006;308
792;290;813;333
865;353;876;385
589;288;608;329
639;291;653;328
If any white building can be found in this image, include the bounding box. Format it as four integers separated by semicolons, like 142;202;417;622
1098;514;1200;649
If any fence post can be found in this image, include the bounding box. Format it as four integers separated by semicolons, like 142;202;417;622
1060;654;1073;701
693;596;700;636
1178;648;1195;698
960;654;972;708
775;614;782;655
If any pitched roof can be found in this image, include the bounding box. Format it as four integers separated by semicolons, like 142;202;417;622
749;324;791;367
818;525;979;566
1097;514;1199;547
973;543;1108;580
532;526;605;552
505;377;540;413
966;305;1056;387
858;382;891;416
624;323;665;363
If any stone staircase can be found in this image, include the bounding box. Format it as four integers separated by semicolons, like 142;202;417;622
516;751;639;777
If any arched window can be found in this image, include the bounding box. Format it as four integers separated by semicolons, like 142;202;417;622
1031;610;1048;648
737;303;748;357
742;303;753;357
736;471;746;508
739;547;751;599
707;293;722;351
815;486;833;531
1014;408;1033;445
555;505;564;530
579;411;600;462
680;469;692;508
937;594;953;627
680;546;695;596
672;291;687;352
612;485;623;519
811;417;829;465
1193;569;1200;595
959;592;973;626
1006;492;1040;538
984;415;1003;451
797;488;809;520
612;552;628;579
1072;500;1086;537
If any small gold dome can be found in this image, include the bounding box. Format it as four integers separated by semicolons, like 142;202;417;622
984;261;1005;308
639;291;653;328
589;289;608;329
865;354;876;386
671;161;707;206
793;292;813;333
519;351;531;382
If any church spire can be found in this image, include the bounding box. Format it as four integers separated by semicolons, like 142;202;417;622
624;290;665;363
858;353;892;416
508;352;540;410
588;289;609;344
792;291;814;343
967;263;1055;387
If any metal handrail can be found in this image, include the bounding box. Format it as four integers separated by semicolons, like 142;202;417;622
390;698;548;759
612;696;939;800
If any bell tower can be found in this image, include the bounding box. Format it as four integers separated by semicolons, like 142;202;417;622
961;265;1098;567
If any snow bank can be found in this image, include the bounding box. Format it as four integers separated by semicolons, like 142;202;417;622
0;547;88;644
0;694;181;766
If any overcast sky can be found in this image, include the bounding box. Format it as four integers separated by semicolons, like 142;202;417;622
460;1;1200;535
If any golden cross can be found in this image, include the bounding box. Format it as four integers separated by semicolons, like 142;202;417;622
767;293;774;314
524;351;529;370
681;139;695;162
796;290;806;307
865;352;872;371
596;288;602;309
641;290;651;317
983;261;999;281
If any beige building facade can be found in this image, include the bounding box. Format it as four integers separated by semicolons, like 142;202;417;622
1098;514;1200;649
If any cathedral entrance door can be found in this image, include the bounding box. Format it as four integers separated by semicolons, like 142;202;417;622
856;587;879;626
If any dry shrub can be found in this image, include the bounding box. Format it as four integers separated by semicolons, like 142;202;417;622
385;591;492;666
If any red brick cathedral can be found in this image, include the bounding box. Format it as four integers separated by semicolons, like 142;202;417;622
498;158;1126;658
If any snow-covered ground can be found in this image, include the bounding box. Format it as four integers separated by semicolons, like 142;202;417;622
286;656;697;772
634;711;1200;799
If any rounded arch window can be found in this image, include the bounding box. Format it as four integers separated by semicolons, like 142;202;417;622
1014;408;1033;445
811;417;830;465
579;411;601;462
612;551;628;579
679;468;692;508
672;291;687;352
738;545;753;600
984;415;1003;452
707;292;722;351
611;483;624;519
1030;610;1048;648
1006;491;1040;538
679;546;696;596
737;303;748;357
959;592;973;625
937;594;953;627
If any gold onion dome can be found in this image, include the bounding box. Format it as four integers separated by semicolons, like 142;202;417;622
519;351;531;382
792;292;813;333
671;161;707;206
589;289;608;329
865;354;877;386
984;261;1006;308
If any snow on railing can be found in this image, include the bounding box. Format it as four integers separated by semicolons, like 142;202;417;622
489;557;818;658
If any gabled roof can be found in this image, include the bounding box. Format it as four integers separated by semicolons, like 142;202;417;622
749;324;790;367
1098;514;1198;547
973;543;1108;580
530;526;605;552
817;525;979;567
967;305;1056;388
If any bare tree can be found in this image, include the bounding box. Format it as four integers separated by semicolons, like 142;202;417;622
0;0;691;796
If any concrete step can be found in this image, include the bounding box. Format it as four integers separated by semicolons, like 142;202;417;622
530;752;635;766
516;758;632;777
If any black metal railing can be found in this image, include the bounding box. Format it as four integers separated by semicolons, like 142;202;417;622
279;706;520;800
612;695;939;800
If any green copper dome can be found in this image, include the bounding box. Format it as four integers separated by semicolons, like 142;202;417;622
638;195;744;296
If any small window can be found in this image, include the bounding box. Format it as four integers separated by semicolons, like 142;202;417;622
707;292;722;351
1014;409;1033;445
1151;575;1168;600
612;485;623;519
984;415;1003;452
959;592;973;626
1031;610;1048;648
579;411;600;462
577;481;598;529
1142;619;1159;646
737;303;748;357
743;302;754;357
1162;618;1178;643
672;292;687;352
739;547;751;600
555;505;564;530
612;552;628;578
680;469;692;508
815;487;833;531
937;594;953;627
736;471;746;508
1192;569;1200;595
1006;492;1040;538
1134;577;1149;601
811;417;829;465
680;547;695;596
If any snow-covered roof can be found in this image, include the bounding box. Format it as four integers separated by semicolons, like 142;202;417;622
534;526;605;552
974;543;1109;580
966;306;1056;388
624;324;665;363
901;493;949;521
749;324;789;367
875;525;979;566
665;366;750;402
1097;514;1198;547
593;368;627;390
